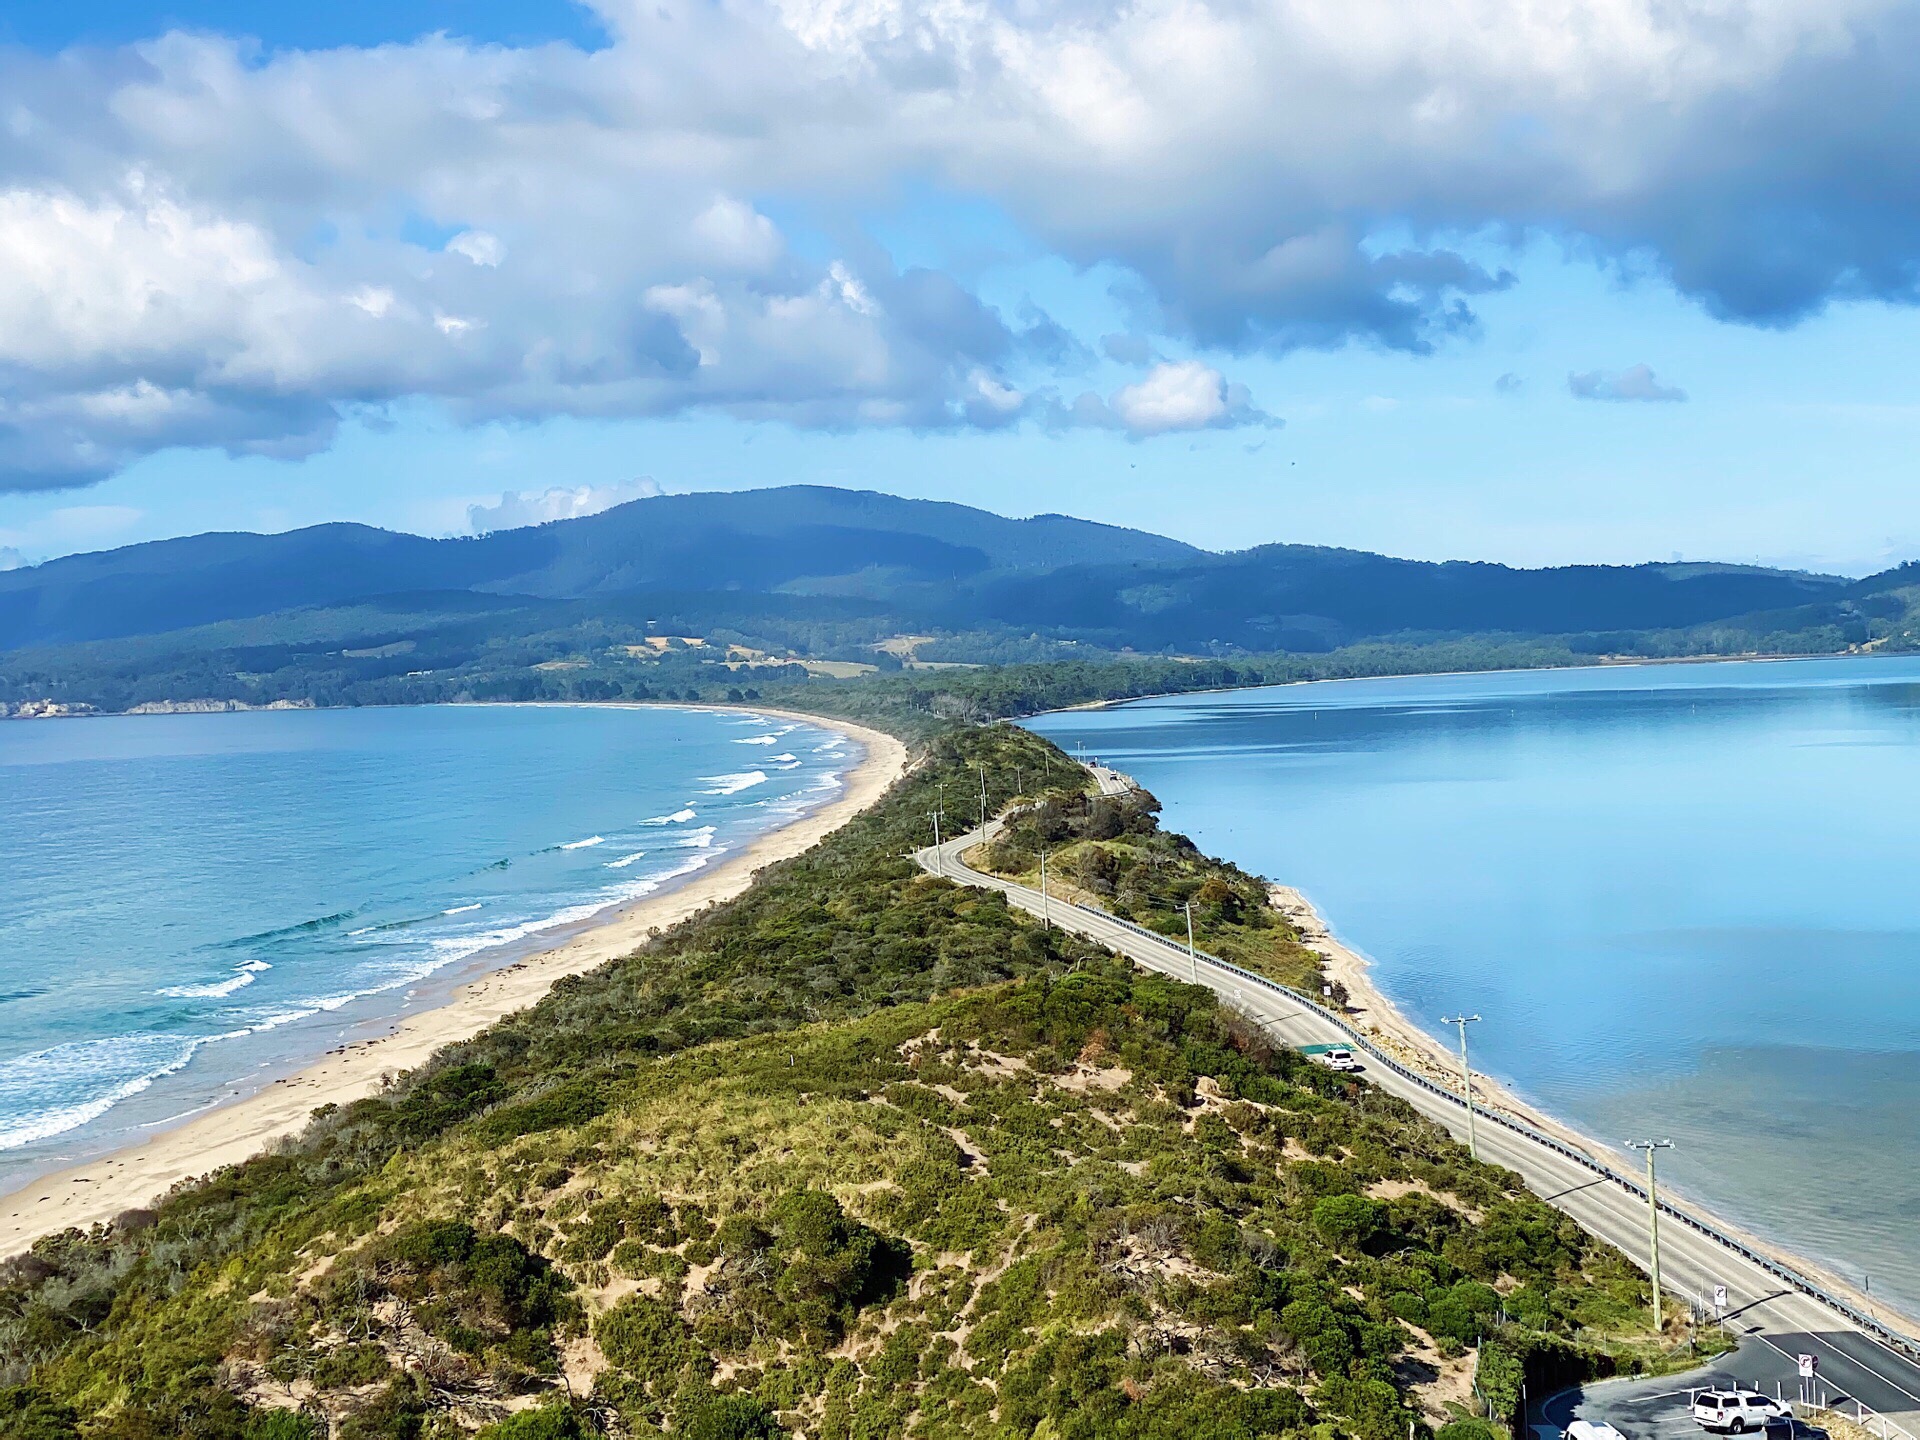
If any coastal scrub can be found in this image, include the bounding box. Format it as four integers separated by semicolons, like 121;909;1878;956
0;721;1676;1439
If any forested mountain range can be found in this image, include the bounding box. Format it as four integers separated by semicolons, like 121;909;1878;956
7;486;1920;717
0;485;1887;656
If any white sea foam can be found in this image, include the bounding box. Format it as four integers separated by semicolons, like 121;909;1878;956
643;808;698;825
0;1035;204;1150
618;849;721;896
673;826;719;849
443;903;482;915
157;959;271;999
559;835;606;850
700;770;768;795
735;734;780;745
605;850;649;869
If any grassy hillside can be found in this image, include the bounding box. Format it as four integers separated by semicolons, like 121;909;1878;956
1;722;1703;1440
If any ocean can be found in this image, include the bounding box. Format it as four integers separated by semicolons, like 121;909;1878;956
1027;656;1920;1320
0;703;854;1190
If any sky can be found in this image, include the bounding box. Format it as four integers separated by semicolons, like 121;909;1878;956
3;0;1920;575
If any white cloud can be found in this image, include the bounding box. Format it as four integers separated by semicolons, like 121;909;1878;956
1568;364;1689;403
445;230;505;267
1084;361;1278;437
1112;362;1232;434
467;476;664;532
0;547;24;571
0;0;1915;486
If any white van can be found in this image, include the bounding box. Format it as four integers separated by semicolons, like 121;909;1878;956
1691;1390;1789;1433
1566;1420;1629;1440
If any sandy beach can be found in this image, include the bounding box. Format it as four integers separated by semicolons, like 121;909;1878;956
1266;884;1608;1158
0;707;909;1257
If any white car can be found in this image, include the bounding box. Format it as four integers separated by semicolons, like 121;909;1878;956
1692;1389;1790;1433
1315;1047;1363;1072
1566;1420;1629;1440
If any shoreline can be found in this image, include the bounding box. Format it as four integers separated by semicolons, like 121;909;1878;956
1267;884;1918;1333
1047;648;1894;715
0;708;910;1257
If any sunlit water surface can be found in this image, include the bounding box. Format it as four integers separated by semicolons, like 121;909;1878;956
1028;657;1920;1318
0;704;854;1189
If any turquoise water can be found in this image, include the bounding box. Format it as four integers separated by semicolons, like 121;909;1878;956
0;704;854;1187
1028;657;1920;1318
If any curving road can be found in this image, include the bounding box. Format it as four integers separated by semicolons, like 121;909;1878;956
915;820;1920;1438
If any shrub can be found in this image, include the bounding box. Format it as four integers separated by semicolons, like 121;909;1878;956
1311;1194;1386;1251
0;1388;80;1440
475;1403;589;1440
594;1295;705;1397
677;1394;784;1440
244;1411;320;1440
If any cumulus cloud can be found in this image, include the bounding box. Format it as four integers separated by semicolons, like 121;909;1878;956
1067;361;1278;438
467;477;664;532
1;0;1918;486
1495;373;1523;395
0;547;24;571
1568;364;1689;403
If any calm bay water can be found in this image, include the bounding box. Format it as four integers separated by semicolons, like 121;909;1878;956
0;703;854;1188
1028;657;1920;1318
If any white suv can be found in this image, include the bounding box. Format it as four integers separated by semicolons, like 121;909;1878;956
1316;1047;1363;1072
1692;1389;1789;1433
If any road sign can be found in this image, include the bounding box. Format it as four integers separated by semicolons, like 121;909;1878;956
1798;1354;1818;1379
1713;1285;1729;1312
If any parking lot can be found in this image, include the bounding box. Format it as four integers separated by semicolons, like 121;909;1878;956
1537;1341;1834;1440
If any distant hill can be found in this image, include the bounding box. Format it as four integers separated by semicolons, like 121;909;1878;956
952;546;1852;652
0;487;1197;650
0;483;1878;659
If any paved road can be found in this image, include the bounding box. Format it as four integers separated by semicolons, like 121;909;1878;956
916;822;1920;1437
1540;1340;1843;1440
1087;763;1135;796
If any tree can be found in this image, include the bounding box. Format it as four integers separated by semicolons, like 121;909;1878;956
1311;1193;1386;1251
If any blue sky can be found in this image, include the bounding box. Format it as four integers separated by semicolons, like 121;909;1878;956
4;0;1920;573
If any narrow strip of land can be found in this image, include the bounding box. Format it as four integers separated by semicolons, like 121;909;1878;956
917;818;1920;1437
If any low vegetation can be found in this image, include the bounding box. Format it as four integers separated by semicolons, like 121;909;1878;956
973;786;1325;993
0;720;1692;1439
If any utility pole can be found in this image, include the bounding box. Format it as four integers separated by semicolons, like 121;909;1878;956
1440;1014;1482;1160
979;765;988;836
928;809;944;876
1184;900;1198;982
1627;1138;1674;1334
1039;849;1051;929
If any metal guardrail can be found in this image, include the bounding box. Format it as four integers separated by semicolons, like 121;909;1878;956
1796;1398;1917;1440
925;834;1920;1373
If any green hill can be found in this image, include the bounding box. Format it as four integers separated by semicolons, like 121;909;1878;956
0;720;1699;1440
0;484;1876;662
